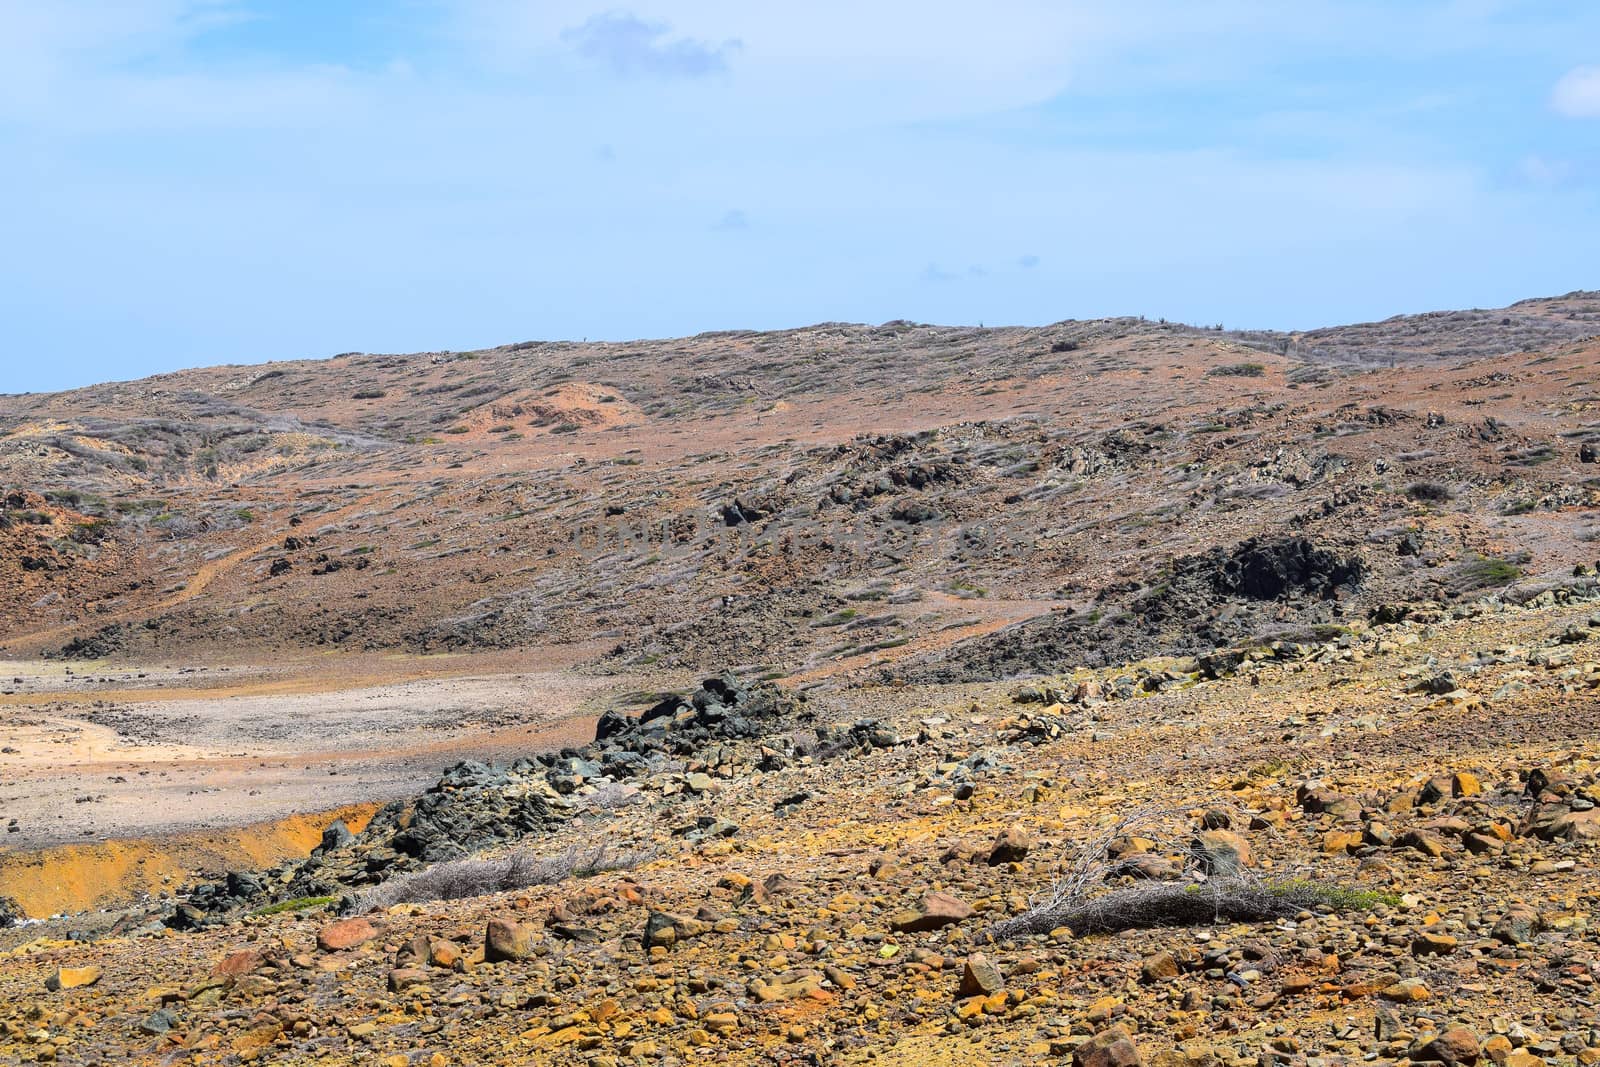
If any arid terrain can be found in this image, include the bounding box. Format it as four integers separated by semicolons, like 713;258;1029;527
2;293;1600;1065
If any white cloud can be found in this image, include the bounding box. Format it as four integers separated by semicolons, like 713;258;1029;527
5;2;1591;139
561;12;739;78
0;0;368;130
0;1;239;84
1551;66;1600;118
1519;154;1575;186
4;0;1600;394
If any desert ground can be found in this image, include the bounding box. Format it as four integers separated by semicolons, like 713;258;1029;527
2;294;1599;1064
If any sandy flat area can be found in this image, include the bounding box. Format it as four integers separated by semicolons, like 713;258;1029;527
0;654;662;849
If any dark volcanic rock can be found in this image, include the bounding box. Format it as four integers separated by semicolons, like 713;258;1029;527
589;673;804;760
170;673;803;926
1201;537;1365;601
906;536;1365;681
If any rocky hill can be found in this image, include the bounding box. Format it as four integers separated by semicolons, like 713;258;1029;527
3;293;1600;1066
3;292;1599;678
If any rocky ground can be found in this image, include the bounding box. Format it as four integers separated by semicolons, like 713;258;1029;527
3;293;1600;1065
3;585;1600;1065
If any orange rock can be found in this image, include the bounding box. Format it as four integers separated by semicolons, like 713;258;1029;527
889;891;974;932
1074;1026;1145;1067
212;950;264;979
45;966;102;991
1321;829;1363;854
429;939;461;969
316;918;376;952
484;918;535;962
388;968;428;993
230;1022;282;1055
1379;978;1433;1003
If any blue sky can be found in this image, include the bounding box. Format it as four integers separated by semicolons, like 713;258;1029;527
2;1;1598;393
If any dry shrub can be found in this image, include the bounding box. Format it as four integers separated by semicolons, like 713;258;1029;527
578;781;644;812
985;804;1388;941
992;878;1326;940
356;844;652;911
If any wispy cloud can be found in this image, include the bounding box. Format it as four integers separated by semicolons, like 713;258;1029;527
4;1;1600;393
1519;154;1576;187
1551;65;1600;118
561;11;739;78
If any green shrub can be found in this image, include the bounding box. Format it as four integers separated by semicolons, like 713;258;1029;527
249;895;336;917
1207;362;1265;378
1461;556;1522;585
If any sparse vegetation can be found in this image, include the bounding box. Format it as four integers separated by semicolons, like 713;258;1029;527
1207;362;1265;378
355;845;652;911
249;895;336;917
8;294;1600;1067
1456;554;1523;587
988;807;1394;942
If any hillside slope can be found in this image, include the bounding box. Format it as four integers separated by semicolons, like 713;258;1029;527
2;293;1598;681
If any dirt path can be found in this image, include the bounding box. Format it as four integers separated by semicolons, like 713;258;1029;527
787;591;1058;685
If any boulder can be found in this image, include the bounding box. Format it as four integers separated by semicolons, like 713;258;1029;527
1297;784;1361;820
643;912;708;950
593;708;632;741
316;918;376;952
1534;807;1600;841
1074;1026;1145;1067
889;892;974;933
1492;905;1540;945
388;968;429;993
211;950;264;979
139;1009;178;1035
318;820;355;853
1412;931;1458;956
1410;1028;1481;1065
485;918;536;962
1191;830;1252;876
1141;950;1181;982
45;966;102;991
1398;829;1448;857
987;825;1034;865
958;952;1003;998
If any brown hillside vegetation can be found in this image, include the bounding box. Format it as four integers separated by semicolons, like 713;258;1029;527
2;294;1600;1065
1;293;1597;671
